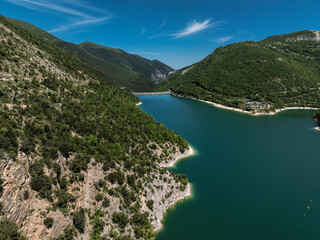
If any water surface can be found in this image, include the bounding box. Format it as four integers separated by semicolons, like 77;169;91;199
138;94;320;240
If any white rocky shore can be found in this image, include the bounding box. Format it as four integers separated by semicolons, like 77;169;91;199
172;93;317;116
145;146;194;232
159;147;194;168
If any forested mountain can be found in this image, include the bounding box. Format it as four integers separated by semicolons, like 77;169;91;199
157;30;320;113
6;17;174;92
0;15;190;240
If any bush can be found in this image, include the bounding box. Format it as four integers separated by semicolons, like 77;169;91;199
24;190;29;200
0;219;26;240
146;200;154;210
107;171;124;185
44;217;54;228
95;193;103;202
102;197;110;208
73;209;86;233
0;177;4;197
29;162;52;200
112;212;128;229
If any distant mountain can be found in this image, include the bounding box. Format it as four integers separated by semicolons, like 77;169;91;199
79;41;175;84
6;17;174;92
157;30;320;113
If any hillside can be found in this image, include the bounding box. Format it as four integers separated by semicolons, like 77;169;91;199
0;15;191;240
6;17;174;92
79;41;174;84
157;30;320;113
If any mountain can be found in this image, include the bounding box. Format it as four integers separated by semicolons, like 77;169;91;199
79;41;174;84
157;30;320;113
0;15;190;240
6;17;174;92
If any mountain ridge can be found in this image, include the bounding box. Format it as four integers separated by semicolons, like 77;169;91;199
157;30;320;114
5;17;174;92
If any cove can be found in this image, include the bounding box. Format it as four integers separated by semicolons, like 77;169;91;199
138;94;320;240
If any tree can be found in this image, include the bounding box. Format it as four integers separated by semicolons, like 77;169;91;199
73;209;86;233
44;217;54;228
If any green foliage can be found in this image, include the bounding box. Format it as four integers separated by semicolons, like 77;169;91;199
131;212;154;240
0;219;26;240
73;209;86;233
0;114;18;156
0;177;4;197
314;109;320;126
146;200;154;210
158;32;320;111
44;217;54;228
112;212;129;229
56;227;77;240
175;174;189;185
90;211;105;239
95;193;103;202
23;190;29;200
56;190;75;209
69;156;88;173
108;171;125;185
102;197;110;208
29;162;52;200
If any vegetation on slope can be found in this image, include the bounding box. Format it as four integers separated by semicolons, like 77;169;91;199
0;15;188;240
157;31;320;113
313;110;320;127
6;17;174;92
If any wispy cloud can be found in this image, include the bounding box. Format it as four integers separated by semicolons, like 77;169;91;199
214;35;233;43
5;0;112;33
137;26;146;36
49;17;111;33
131;51;158;56
172;19;220;38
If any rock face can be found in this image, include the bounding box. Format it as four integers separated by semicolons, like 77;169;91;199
0;154;71;240
151;69;175;84
0;150;193;239
142;177;191;231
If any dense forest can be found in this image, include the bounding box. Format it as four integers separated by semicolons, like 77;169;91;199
0;15;189;240
157;31;320;113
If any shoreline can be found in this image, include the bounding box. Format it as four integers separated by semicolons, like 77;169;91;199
159;146;194;168
153;145;194;232
172;93;318;116
133;91;171;96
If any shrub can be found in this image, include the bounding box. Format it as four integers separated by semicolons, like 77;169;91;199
73;209;86;233
44;217;54;228
0;219;26;240
102;197;110;208
24;190;29;200
112;212;128;229
95;193;103;202
146;200;154;210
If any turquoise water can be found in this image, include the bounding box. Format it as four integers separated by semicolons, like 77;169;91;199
138;94;320;240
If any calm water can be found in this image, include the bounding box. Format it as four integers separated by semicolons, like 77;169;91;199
138;94;320;240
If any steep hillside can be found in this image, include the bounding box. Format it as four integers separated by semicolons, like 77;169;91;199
0;15;191;240
157;30;320;113
79;41;174;84
6;17;174;92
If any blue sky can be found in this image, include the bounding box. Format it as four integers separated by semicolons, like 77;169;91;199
1;0;320;69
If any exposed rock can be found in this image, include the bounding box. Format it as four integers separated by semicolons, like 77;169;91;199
0;153;71;240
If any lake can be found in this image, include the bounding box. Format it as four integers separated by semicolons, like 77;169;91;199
138;94;320;240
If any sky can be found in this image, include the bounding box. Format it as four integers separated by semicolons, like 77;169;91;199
1;0;320;69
